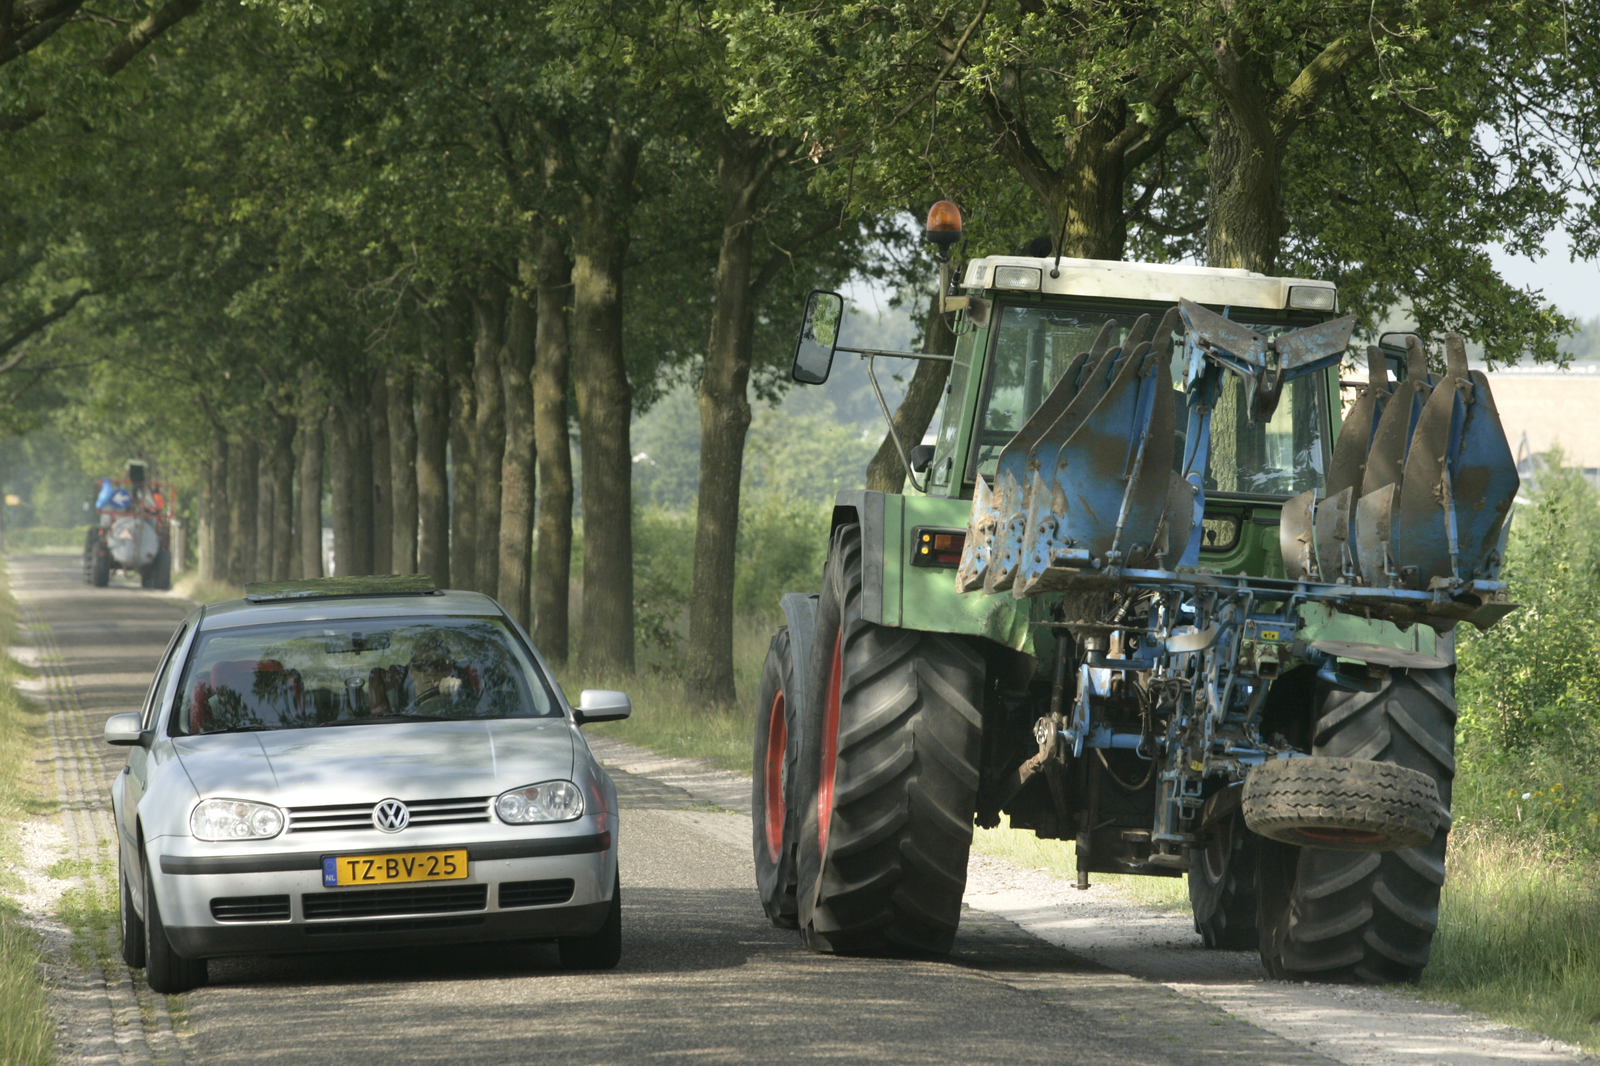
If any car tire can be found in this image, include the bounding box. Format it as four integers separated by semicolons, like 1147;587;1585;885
120;864;145;969
91;545;111;588
795;523;985;956
752;627;800;929
558;870;621;970
1188;807;1258;949
142;862;206;993
1257;668;1455;983
152;549;172;591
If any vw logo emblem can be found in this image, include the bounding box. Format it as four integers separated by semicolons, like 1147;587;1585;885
373;799;410;833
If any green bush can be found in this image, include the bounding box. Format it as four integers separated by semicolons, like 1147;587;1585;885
5;525;85;552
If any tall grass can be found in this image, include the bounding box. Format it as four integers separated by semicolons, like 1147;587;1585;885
1420;828;1600;1051
0;566;58;1066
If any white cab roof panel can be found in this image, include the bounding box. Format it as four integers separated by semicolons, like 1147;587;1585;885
961;255;1336;311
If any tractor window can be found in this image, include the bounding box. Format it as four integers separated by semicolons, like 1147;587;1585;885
971;302;1328;498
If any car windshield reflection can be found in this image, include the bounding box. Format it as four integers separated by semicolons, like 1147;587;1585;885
170;617;559;735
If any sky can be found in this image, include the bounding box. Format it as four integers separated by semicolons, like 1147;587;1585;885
1490;230;1598;321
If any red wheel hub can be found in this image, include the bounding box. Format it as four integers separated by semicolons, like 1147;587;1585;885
1295;827;1390;846
763;689;787;864
817;630;843;858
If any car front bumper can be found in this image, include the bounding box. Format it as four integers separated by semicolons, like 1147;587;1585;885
152;828;616;960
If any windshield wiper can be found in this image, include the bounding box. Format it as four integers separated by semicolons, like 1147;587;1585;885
325;714;452;726
197;725;275;735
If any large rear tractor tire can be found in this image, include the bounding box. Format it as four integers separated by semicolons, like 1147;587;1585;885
91;544;111;588
752;627;800;929
1189;807;1259;949
1257;667;1455;983
795;524;985;956
152;549;172;591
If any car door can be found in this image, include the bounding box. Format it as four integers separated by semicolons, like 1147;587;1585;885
121;620;192;889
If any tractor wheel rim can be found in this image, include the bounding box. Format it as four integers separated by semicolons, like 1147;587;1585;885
817;630;843;858
763;689;787;865
1296;827;1389;846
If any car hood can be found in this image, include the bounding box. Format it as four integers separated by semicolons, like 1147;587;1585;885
172;719;576;806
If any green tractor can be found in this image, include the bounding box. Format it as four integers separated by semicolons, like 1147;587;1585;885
751;205;1518;983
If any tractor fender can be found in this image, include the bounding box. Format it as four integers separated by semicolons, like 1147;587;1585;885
830;490;889;624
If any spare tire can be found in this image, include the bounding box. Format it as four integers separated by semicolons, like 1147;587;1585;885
1243;756;1439;850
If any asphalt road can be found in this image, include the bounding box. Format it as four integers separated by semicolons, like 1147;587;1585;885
13;552;1342;1066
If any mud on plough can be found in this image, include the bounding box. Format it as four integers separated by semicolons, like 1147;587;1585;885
954;299;1519;863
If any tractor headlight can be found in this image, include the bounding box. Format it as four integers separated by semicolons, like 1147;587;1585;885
496;780;584;824
1288;285;1336;312
993;265;1042;291
191;798;284;840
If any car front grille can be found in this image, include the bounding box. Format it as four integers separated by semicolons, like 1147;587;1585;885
210;895;291;922
285;796;491;833
499;879;574;909
303;884;488;920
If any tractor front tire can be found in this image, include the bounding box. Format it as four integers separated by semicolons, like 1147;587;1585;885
752;627;800;929
795;524;985;956
1189;807;1259;949
1258;667;1455;983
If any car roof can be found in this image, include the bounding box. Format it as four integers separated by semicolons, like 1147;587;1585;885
196;589;506;631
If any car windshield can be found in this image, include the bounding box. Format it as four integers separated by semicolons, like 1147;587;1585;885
169;616;559;735
972;304;1328;497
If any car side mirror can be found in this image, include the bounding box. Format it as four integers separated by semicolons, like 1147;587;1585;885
105;712;148;747
575;689;631;725
792;290;844;384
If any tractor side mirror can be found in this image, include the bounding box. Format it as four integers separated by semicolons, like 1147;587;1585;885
792;290;844;385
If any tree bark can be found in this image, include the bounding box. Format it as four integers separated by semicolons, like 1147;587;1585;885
388;363;418;575
417;321;452;587
533;226;574;664
472;280;507;596
685;127;778;706
370;370;393;575
445;298;478;592
572;124;641;674
227;434;259;586
349;390;375;575
498;276;537;630
255;461;274;586
200;427;229;583
296;415;324;579
865;298;956;492
270;413;295;581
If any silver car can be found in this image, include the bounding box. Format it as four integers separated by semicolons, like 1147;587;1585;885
105;577;629;993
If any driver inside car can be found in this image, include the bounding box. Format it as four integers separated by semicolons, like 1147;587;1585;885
406;632;464;712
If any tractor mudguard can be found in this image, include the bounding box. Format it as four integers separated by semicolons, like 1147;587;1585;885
831;490;1035;656
778;592;820;740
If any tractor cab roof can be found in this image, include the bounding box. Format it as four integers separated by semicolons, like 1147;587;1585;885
960;255;1337;314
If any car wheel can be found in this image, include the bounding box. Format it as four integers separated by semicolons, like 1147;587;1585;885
557;870;621;970
142;862;206;993
120;864;145;969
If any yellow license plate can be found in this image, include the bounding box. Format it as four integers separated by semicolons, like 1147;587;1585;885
322;849;468;888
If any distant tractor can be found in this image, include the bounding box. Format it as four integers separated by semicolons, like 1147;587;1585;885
85;462;175;590
752;202;1520;984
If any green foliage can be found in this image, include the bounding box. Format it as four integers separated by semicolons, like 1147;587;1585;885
1457;455;1600;751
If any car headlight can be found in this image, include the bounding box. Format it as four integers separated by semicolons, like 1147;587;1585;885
191;798;284;840
496;780;584;824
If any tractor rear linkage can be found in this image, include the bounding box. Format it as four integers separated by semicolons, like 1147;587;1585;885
957;300;1519;868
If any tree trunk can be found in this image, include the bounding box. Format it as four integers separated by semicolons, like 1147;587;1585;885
472;281;507;596
256;462;275;585
1206;41;1280;272
349;391;375;576
685;128;776;707
227;434;259;586
296;416;324;579
533;226;574;664
198;458;213;581
572;124;642;674
328;405;355;578
865;298;956;492
201;428;229;583
417;322;452;587
446;298;478;592
498;277;537;630
370;370;393;575
388;363;418;575
270;414;295;581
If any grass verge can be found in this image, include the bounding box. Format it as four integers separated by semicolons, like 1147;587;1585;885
0;564;58;1066
170;573;242;605
968;815;1192;911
